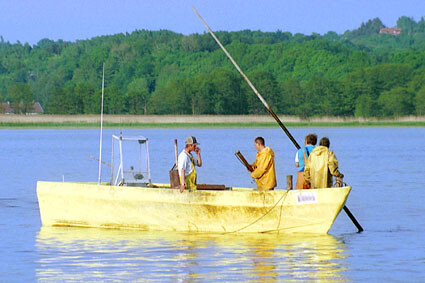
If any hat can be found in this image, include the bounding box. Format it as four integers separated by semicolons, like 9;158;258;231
185;136;200;145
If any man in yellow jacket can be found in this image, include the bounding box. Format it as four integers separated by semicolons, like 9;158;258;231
249;137;277;191
304;137;344;188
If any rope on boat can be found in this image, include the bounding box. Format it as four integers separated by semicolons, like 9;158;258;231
223;190;290;234
277;192;286;232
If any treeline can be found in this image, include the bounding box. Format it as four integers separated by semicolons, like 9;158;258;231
1;16;425;117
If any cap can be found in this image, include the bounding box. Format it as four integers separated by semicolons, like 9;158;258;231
185;136;200;145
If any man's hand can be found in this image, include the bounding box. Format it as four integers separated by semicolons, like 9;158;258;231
194;147;202;167
179;183;186;193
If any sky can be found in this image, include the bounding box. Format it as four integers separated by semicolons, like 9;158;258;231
0;0;424;45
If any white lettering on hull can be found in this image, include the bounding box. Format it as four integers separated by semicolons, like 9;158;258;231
297;191;317;204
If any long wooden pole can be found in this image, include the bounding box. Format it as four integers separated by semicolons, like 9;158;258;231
174;139;178;168
235;150;253;172
192;6;363;232
191;7;300;150
343;206;363;232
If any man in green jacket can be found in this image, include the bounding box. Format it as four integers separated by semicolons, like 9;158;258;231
304;137;344;188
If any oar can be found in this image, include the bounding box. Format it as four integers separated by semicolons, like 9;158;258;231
343;206;363;232
192;6;363;233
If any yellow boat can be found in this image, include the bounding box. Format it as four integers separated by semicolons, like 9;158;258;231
37;181;350;234
36;134;351;234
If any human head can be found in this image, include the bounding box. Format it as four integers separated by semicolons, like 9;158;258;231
305;134;317;145
319;137;330;148
254;136;265;151
185;136;199;150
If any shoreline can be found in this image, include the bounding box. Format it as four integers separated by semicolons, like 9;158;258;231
1;114;425;128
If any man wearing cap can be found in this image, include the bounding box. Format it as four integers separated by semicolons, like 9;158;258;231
178;136;202;192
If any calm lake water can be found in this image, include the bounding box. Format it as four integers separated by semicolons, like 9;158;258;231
1;127;424;281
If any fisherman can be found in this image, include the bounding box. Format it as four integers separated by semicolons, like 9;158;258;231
295;133;317;189
304;137;344;189
178;136;202;192
249;137;276;191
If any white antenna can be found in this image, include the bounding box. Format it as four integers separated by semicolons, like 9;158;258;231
97;63;105;185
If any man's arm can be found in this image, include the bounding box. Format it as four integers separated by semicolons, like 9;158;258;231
295;150;299;168
251;153;271;179
329;151;344;178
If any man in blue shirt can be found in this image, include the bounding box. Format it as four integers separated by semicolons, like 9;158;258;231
295;133;317;189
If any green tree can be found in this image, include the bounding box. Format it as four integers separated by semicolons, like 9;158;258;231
245;70;279;114
210;69;243;114
279;78;304;115
46;86;73;114
189;74;216;115
302;77;345;117
348;18;385;38
354;94;377;117
0;92;3;113
7;83;34;114
377;87;414;116
149;79;191;114
104;85;125;114
76;83;98;114
8;84;22;113
415;85;425;115
341;75;372;116
21;83;34;113
127;78;150;114
397;16;416;34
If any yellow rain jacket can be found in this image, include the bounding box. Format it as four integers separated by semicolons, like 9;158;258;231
251;147;277;191
304;146;343;188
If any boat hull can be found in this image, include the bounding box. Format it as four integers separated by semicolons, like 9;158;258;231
37;181;351;234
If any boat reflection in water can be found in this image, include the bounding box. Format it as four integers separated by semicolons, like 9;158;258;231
36;227;349;281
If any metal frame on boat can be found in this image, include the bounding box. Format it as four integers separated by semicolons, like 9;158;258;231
111;134;151;186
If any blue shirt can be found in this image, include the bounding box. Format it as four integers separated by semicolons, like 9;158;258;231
296;144;315;172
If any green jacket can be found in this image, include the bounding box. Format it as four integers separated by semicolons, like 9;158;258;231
304;146;343;188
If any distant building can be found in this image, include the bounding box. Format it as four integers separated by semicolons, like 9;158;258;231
379;27;402;36
2;102;14;114
1;101;44;114
31;102;44;115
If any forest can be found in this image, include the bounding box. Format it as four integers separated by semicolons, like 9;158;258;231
1;16;425;117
